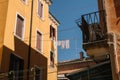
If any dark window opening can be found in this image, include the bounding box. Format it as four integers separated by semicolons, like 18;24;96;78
34;66;41;80
50;51;54;68
50;25;56;40
9;53;24;80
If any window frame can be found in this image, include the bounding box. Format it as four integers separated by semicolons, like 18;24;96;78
50;51;55;68
9;53;24;80
37;0;44;20
14;13;25;40
35;29;43;53
21;0;27;4
50;25;56;40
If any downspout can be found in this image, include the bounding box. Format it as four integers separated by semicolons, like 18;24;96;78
27;0;34;79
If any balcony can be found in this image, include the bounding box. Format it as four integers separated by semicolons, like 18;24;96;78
76;10;109;61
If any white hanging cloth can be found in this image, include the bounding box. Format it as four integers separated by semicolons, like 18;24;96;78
66;40;70;49
57;40;70;49
61;40;65;49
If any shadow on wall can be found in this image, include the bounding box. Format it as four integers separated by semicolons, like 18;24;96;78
0;36;48;80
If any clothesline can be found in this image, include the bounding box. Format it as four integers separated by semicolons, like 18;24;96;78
57;40;70;49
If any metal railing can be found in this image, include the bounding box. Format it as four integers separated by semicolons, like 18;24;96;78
76;10;107;43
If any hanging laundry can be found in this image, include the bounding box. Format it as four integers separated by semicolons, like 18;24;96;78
61;40;66;49
57;40;70;49
66;40;70;49
57;40;61;46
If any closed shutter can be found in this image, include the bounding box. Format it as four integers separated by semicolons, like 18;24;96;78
36;31;42;51
40;4;43;17
38;0;43;17
16;15;24;38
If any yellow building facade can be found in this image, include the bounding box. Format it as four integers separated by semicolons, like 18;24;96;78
0;0;59;80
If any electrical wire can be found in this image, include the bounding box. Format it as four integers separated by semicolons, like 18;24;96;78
24;37;81;42
28;26;78;36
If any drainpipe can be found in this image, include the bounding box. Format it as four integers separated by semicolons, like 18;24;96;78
27;0;34;79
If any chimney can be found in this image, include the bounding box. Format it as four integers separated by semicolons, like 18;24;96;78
80;52;84;60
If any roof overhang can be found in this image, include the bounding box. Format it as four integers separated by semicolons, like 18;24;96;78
44;0;52;6
49;12;60;26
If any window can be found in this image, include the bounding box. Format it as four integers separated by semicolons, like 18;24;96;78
36;31;42;52
50;51;54;68
34;66;42;80
50;25;56;40
15;14;24;39
22;0;26;2
9;54;24;80
38;0;44;18
21;0;27;4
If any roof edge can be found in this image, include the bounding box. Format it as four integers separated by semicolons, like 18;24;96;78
49;12;60;26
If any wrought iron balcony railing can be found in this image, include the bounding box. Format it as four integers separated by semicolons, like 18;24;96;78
76;10;107;43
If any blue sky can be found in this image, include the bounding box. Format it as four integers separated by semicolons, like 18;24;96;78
50;0;98;61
